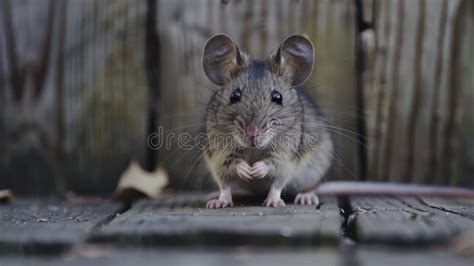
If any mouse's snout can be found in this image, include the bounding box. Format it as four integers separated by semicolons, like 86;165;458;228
244;121;260;146
245;122;259;138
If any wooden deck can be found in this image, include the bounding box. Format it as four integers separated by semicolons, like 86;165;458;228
0;194;473;266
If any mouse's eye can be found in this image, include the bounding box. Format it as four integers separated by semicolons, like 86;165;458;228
230;88;242;104
271;90;283;105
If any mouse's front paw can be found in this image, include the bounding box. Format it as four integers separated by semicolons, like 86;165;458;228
263;197;285;208
206;199;234;209
251;161;268;179
236;161;252;181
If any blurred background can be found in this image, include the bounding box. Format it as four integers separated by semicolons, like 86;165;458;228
0;0;472;195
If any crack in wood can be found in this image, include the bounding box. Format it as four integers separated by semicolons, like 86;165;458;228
416;198;474;221
338;196;357;244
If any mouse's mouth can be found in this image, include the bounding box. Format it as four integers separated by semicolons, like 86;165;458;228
243;134;269;149
247;136;257;147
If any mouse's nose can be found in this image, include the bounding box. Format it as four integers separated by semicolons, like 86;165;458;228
245;122;259;139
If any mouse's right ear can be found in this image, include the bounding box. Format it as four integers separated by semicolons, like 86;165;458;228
202;34;247;86
271;35;315;86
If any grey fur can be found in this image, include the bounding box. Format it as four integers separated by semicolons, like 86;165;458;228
203;35;333;201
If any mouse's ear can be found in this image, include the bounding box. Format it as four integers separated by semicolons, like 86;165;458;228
271;35;314;86
202;34;247;86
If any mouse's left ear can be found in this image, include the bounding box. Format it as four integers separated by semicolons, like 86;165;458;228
271;35;315;86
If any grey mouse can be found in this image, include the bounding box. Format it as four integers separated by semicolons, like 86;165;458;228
202;34;333;208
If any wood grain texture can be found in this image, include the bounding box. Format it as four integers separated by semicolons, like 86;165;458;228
0;195;474;264
92;194;340;246
0;198;122;254
0;248;341;266
461;0;474;188
0;0;149;194
3;247;473;266
0;0;60;194
364;0;473;186
350;196;474;245
1;0;472;194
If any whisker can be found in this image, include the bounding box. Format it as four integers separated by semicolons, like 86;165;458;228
161;123;207;134
180;150;206;192
300;123;370;140
318;143;360;181
282;125;370;149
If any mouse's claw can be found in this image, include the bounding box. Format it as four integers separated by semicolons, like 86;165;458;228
294;192;319;206
206;199;234;209
263;197;285;208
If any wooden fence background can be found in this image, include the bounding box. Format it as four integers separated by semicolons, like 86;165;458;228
0;0;472;195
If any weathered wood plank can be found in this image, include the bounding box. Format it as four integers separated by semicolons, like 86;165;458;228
0;0;61;194
92;194;340;246
63;0;149;194
1;196;474;265
353;247;473;266
1;246;472;266
350;197;474;245
418;197;474;219
0;0;149;194
2;0;472;195
364;0;473;186
460;0;474;188
0;247;341;266
0;198;122;254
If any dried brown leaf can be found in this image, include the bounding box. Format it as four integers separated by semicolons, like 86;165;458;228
114;161;168;201
0;189;13;203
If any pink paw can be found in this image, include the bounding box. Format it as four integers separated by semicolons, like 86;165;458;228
236;161;252;182
263;197;285;208
206;199;234;209
251;161;268;179
294;192;319;205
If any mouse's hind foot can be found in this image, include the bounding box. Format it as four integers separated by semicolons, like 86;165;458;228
263;197;285;207
294;192;319;205
262;187;285;207
206;187;233;208
206;198;233;208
